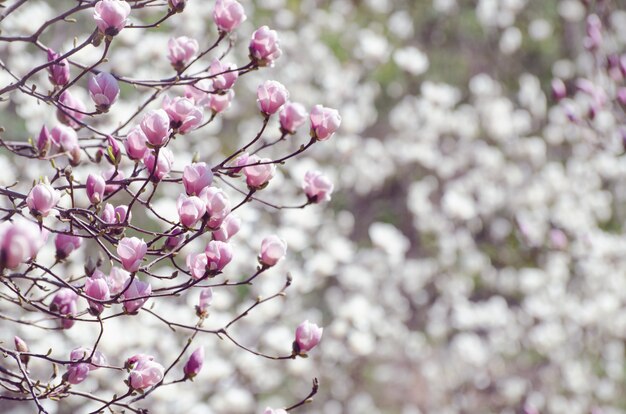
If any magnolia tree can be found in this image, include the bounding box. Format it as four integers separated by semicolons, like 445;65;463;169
0;0;339;412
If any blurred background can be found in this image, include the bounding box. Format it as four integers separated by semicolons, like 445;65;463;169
2;0;626;413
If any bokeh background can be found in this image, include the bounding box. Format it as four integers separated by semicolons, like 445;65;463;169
2;0;626;413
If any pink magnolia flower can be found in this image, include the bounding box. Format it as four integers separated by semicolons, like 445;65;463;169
143;147;174;181
162;96;203;134
310;105;341;141
294;320;323;353
55;233;82;260
183;162;213;196
47;49;70;86
107;267;130;295
50;288;78;329
279;102;307;134
177;194;206;228
128;355;164;390
213;0;246;32
50;124;79;153
124;126;149;160
70;347;107;370
122;278;152;313
101;203;130;226
86;173;106;204
66;363;90;384
37;125;52;156
212;214;241;242
197;287;213;313
26;181;60;217
94;0;131;36
243;155;276;189
117;237;147;272
140;109;171;147
249;26;282;67
208;58;238;91
0;219;45;270
229;152;249;174
259;235;287;267
168;36;199;70
186;252;208;280
209;89;235;114
88;72;119;112
257;80;289;115
303;171;333;203
57;90;86;128
198;187;231;228
84;273;110;314
205;240;233;273
183;347;204;378
102;167;125;195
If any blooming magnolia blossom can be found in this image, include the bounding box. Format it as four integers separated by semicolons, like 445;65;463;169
213;0;246;32
122;278;152;313
212;214;241;242
140;109;171;147
66;363;90;385
294;320;323;353
199;187;231;228
243;155;276;189
128;354;164;389
259;235;287;267
208;58;238;91
0;219;46;270
94;0;131;36
124;126;149;160
205;240;233;273
303;170;334;203
209;90;235;113
257;80;289;115
310;105;341;141
249;26;282;67
183;162;213;196
50;124;79;153
187;252;209;280
55;233;82;260
279;102;308;133
107;267;130;295
162;96;203;134
50;289;78;329
26;181;60;217
168;36;199;70
177;194;206;228
88;72;120;112
84;273;110;314
101;203;130;226
117;237;147;272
